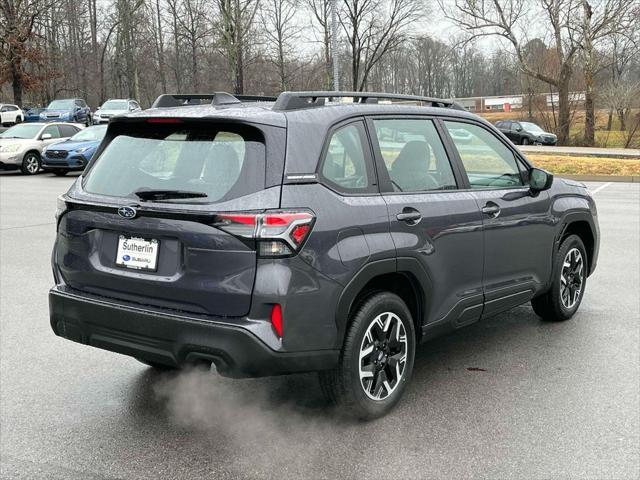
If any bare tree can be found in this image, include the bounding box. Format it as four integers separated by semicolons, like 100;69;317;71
216;0;260;94
174;0;210;91
578;0;636;146
307;0;332;87
0;0;53;104
261;0;300;90
439;0;584;143
340;0;421;91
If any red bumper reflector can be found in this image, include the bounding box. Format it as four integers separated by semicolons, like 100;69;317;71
271;304;283;338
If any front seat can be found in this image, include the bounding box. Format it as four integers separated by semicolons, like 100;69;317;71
390;141;437;191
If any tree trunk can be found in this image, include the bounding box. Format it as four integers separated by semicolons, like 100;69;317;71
155;0;167;92
617;109;626;131
581;0;595;147
556;70;572;144
583;85;595;146
11;55;23;106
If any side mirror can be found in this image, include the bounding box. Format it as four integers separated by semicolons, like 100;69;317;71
41;133;52;140
530;167;553;192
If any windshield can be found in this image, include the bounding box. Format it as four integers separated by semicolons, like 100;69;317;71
83;123;266;203
0;124;41;139
71;125;107;141
520;122;544;133
101;100;128;110
48;100;75;110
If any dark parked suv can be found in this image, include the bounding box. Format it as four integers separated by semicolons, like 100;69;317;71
50;92;599;418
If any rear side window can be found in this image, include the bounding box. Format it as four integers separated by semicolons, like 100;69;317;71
42;125;61;138
83;122;266;203
321;122;372;192
59;125;79;137
444;121;523;188
373;118;457;192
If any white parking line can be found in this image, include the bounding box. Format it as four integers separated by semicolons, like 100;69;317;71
590;182;612;195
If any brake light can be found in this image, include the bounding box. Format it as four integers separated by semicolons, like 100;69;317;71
214;210;314;257
271;304;283;338
146;118;183;124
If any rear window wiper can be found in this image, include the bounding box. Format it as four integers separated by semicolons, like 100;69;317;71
133;189;208;201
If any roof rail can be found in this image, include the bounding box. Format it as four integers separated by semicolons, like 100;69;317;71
236;95;278;102
151;93;277;108
272;91;464;111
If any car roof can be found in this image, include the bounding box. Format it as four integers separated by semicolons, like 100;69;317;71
20;122;81;127
116;97;477;128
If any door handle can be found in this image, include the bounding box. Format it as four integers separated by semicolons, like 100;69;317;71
396;208;422;224
481;202;501;217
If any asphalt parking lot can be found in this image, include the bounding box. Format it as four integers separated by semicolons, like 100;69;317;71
1;171;638;479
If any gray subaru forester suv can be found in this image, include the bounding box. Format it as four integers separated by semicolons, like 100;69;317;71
50;92;599;418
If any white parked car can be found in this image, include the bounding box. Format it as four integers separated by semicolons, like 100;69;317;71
0;122;82;174
0;104;24;126
93;99;141;124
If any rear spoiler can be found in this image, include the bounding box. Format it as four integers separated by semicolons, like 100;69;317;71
151;93;277;108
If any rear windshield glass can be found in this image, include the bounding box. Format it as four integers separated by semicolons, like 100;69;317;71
71;125;107;141
101;100;128;110
82;122;265;203
48;100;74;109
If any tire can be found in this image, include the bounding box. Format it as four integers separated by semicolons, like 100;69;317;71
532;234;587;322
20;152;41;175
15;116;22;124
521;137;529;145
52;169;68;176
319;292;416;419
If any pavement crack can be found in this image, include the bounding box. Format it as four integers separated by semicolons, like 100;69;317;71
0;222;55;231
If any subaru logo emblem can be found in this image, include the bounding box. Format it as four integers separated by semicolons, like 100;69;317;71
118;206;137;219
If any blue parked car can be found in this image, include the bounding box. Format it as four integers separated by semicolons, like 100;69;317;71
40;98;92;126
24;107;45;122
41;124;107;176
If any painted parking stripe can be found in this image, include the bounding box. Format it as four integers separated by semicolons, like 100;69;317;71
590;182;612;195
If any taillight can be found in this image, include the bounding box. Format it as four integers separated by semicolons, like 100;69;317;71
213;210;315;257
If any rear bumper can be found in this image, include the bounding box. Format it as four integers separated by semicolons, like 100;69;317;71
49;287;338;378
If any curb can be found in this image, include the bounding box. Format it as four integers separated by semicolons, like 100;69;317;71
559;174;640;183
521;147;640;159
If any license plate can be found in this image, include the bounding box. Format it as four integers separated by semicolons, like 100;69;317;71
115;235;159;271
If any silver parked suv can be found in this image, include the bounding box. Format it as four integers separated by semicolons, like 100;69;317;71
93;99;141;124
0;122;82;174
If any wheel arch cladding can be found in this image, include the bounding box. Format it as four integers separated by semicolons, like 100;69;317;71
335;258;431;347
561;220;595;274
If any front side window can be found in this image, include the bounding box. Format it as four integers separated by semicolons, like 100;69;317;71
373;118;456;192
444;121;524;189
83;122;265;203
321;122;370;192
